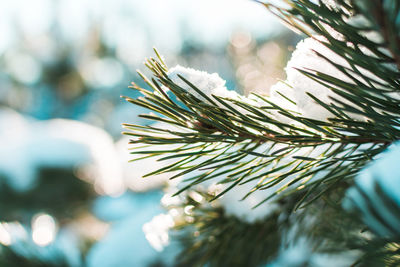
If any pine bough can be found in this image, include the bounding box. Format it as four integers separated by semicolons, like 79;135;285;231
123;0;400;266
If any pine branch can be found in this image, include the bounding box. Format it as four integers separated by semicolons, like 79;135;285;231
123;57;394;209
124;1;400;208
170;190;283;267
123;2;400;266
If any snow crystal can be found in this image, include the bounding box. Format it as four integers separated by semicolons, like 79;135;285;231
285;37;353;121
167;65;271;117
167;65;240;101
168;65;225;97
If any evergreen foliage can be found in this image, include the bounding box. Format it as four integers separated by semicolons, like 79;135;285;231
124;0;400;265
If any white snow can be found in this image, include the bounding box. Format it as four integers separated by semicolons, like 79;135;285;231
281;34;396;122
285;37;356;121
167;65;241;102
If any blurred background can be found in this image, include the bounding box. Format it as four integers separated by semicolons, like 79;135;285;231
0;0;299;266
